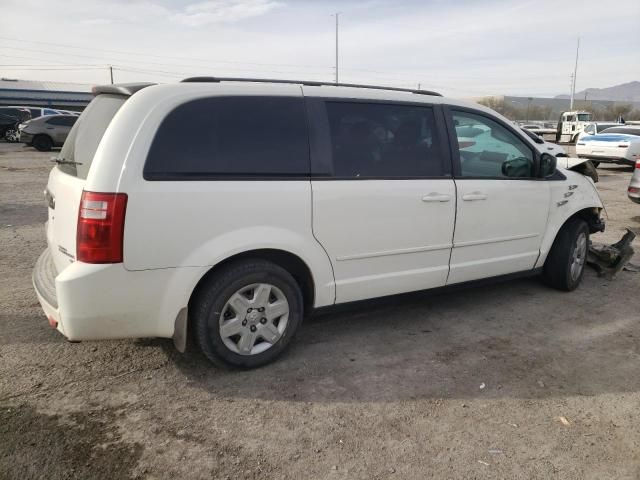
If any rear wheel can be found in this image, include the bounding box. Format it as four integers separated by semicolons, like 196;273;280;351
543;218;589;291
33;135;53;152
192;259;303;368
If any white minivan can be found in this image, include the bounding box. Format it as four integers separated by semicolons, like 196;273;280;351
33;78;605;368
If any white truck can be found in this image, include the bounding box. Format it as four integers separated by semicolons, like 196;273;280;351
556;111;593;143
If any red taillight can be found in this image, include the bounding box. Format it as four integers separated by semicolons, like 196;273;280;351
77;191;127;263
630;187;640;194
636;160;640;170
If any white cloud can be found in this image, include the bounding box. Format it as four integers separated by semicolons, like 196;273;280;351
171;0;284;26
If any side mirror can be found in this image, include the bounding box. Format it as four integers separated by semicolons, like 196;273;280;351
540;153;557;177
501;157;534;178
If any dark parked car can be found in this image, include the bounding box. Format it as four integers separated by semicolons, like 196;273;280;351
19;114;78;151
0;107;31;139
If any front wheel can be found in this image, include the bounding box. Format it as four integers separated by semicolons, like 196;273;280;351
192;259;303;368
542;219;589;291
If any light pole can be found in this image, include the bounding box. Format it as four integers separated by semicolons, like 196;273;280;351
569;37;580;110
332;12;341;84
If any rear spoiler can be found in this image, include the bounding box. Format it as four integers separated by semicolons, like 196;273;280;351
92;83;155;97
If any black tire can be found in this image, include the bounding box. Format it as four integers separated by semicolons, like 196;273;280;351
33;135;53;152
542;218;589;291
192;259;304;368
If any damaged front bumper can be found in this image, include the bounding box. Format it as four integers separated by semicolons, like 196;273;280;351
587;228;637;279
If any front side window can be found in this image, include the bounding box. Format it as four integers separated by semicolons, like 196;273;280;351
325;102;445;178
452;111;534;178
584;124;595;135
145;96;309;179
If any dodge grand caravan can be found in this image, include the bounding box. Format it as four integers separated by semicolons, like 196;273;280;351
33;78;605;368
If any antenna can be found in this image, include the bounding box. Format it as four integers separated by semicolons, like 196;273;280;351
569;37;580;110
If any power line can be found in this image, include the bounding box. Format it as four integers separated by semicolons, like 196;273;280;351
0;35;331;70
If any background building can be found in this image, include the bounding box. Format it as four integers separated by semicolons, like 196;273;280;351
0;78;93;111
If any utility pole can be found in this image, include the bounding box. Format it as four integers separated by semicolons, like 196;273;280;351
109;65;114;84
569;37;580;110
335;13;339;84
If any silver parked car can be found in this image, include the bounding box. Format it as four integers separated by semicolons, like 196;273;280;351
19;114;78;151
629;159;640;203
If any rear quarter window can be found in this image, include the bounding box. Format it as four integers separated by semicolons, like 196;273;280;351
57;94;126;179
144;96;310;179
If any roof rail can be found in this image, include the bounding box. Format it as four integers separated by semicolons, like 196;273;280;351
181;76;442;97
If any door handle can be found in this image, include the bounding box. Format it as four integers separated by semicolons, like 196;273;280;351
422;193;451;202
462;192;488;201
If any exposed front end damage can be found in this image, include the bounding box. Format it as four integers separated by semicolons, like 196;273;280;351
557;157;599;182
587;228;637;279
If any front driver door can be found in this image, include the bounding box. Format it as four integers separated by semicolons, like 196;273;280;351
446;108;551;284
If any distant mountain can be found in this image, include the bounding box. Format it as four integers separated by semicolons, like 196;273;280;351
555;81;640;102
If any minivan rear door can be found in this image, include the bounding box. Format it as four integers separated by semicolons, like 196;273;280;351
45;94;127;273
305;93;456;304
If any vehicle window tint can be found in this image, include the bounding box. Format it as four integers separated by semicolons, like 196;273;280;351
57;94;126;179
46;117;64;125
325;102;445;178
29;108;42;118
453;111;534;178
145;96;309;179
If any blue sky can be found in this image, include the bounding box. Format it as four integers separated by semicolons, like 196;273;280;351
1;0;638;97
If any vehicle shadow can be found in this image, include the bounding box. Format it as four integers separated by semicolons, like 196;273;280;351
168;269;640;403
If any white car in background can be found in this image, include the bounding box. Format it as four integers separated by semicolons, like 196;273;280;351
576;125;640;166
576;122;622;142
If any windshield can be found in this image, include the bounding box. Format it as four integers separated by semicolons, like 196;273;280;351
577;113;591;121
57;94;126;179
600;127;640;136
596;123;619;132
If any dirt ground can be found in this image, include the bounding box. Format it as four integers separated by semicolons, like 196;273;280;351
1;142;639;480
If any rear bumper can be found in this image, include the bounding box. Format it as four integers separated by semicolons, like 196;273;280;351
32;249;65;334
32;248;204;342
19;132;33;144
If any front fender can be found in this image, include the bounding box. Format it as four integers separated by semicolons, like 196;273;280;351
535;171;604;268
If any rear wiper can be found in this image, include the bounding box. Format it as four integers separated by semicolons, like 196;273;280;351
51;157;83;166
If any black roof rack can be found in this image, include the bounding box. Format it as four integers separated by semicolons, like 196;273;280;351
181;76;442;97
92;83;156;97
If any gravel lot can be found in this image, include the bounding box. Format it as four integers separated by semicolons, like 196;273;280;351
1;142;639;480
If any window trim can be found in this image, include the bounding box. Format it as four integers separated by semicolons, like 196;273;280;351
143;95;312;181
306;97;453;180
443;105;545;181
